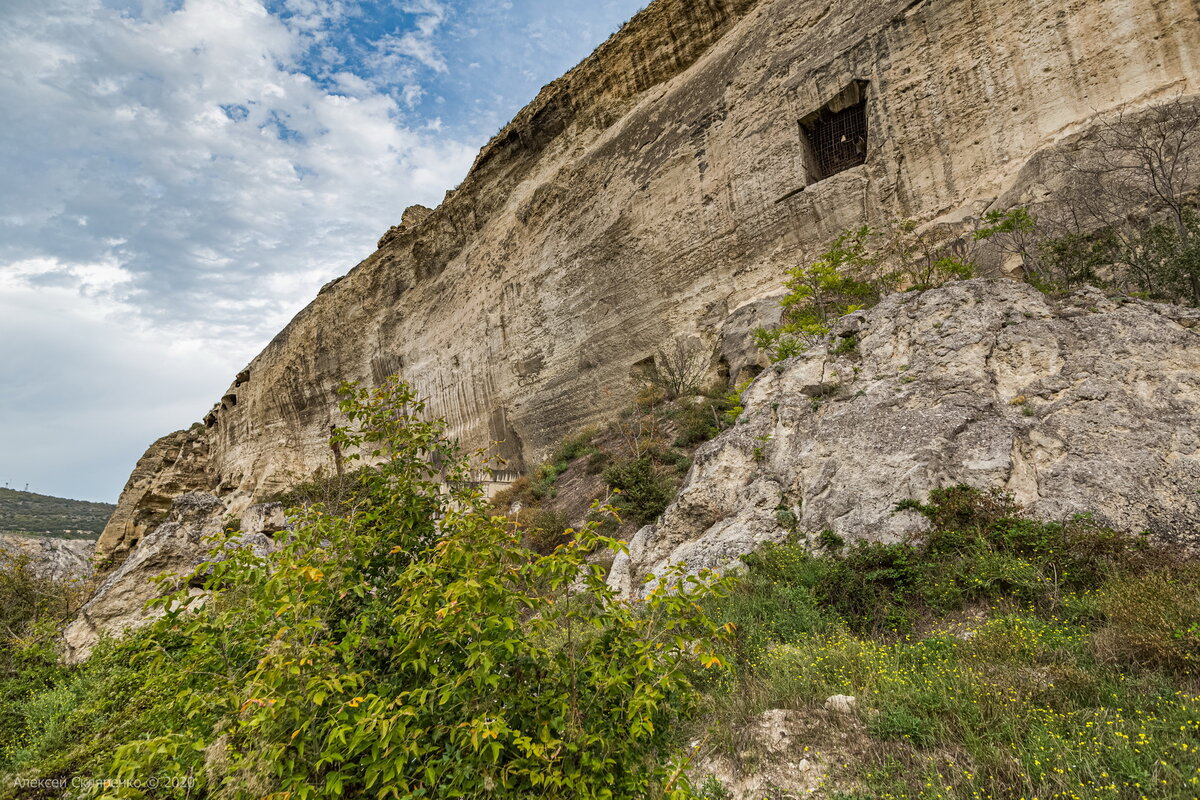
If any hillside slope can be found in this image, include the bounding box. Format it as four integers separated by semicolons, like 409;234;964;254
0;487;112;539
611;280;1200;596
70;0;1200;658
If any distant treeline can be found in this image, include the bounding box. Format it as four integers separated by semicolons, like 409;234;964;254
0;488;113;539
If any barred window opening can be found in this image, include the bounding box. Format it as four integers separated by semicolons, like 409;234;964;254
800;82;869;183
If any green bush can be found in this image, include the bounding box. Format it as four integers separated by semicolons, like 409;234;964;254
704;541;835;668
269;465;378;515
602;457;677;526
693;485;1200;800
543;429;598;467
0;551;76;641
16;381;729;800
2;378;732;800
670;399;728;448
754;226;884;362
979;202;1200;306
755;221;978;363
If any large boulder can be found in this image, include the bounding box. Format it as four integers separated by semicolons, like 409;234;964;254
63;495;286;662
0;534;94;583
610;280;1200;597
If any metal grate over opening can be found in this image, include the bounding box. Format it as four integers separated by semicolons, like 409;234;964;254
799;83;870;183
808;101;868;178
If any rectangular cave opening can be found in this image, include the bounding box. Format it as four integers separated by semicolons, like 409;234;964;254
799;81;870;183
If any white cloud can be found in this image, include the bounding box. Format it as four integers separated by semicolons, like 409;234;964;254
1;0;476;333
0;261;235;502
0;0;647;501
0;0;476;499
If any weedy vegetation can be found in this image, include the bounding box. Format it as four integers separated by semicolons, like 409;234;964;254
692;487;1200;799
0;379;731;799
1;387;1198;799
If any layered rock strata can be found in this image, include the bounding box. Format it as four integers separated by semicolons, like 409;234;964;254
83;0;1200;646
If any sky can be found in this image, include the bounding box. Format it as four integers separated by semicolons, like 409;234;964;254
0;0;647;503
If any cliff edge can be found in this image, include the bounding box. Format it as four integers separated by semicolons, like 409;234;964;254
74;0;1200;656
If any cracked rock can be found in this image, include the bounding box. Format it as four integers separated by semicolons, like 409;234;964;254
610;280;1200;597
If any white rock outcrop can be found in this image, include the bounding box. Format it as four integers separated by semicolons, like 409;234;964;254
0;534;94;583
610;280;1200;597
63;497;287;662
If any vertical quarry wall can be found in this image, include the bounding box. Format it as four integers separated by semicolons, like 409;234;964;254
98;0;1200;562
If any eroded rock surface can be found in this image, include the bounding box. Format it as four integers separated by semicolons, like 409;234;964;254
610;280;1200;597
81;0;1200;645
100;0;1200;564
95;425;214;563
693;707;868;799
64;496;287;662
0;535;94;583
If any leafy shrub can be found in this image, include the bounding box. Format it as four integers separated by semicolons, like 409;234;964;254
721;382;750;426
1031;212;1200;302
519;507;570;555
705;542;835;667
815;541;922;633
551;429;598;464
695;775;732;800
670;396;731;448
889;217;975;289
3;378;731;800
635;383;668;409
0;551;76;638
817;529;844;553
978;199;1200;306
1037;227;1121;290
531;460;567;500
602;457;677;526
755;221;978;363
754;226;883;362
269;465;378;515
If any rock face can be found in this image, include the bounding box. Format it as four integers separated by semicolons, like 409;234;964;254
95;424;213;563
86;0;1200;639
64;496;286;662
109;0;1200;544
0;535;94;583
693;707;866;799
609;280;1200;597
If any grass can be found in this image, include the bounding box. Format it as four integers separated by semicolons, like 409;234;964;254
693;487;1200;799
6;462;1197;798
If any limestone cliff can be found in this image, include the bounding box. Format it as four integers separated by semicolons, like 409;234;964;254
80;0;1200;652
100;0;1200;557
609;280;1200;597
96;424;213;564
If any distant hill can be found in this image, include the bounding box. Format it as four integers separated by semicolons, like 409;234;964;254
0;488;114;539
